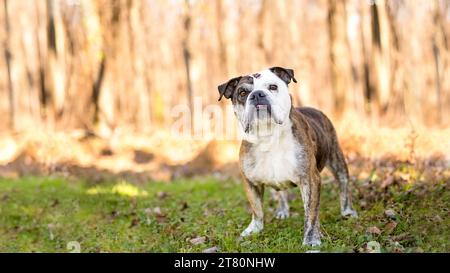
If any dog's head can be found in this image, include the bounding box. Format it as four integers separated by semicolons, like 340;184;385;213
218;67;297;136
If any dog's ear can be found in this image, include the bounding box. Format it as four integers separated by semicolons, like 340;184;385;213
218;76;242;101
269;67;297;85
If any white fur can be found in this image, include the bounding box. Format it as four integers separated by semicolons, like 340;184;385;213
236;69;305;189
241;120;306;189
240;216;264;237
250;70;291;127
234;69;292;142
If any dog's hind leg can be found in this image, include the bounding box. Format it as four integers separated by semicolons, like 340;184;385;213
271;190;290;219
326;146;358;218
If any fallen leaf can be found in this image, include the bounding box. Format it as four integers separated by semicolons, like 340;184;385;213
367;226;381;235
190;236;207;245
392;233;412;242
384;221;397;234
156;214;168;223
432;215;443;223
384;209;397;219
381;176;394;188
202;246;219;253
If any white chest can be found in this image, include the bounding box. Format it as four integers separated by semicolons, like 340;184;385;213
241;129;305;188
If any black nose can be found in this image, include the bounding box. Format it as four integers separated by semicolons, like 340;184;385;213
249;91;266;101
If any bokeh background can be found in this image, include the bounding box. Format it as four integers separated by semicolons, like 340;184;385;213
0;0;449;180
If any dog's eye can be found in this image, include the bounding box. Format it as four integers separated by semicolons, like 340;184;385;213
268;84;278;91
239;89;247;97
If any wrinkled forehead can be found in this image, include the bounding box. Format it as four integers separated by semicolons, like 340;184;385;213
238;69;284;89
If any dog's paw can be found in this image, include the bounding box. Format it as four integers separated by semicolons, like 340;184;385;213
302;237;321;247
341;207;358;218
240;220;263;237
275;209;290;219
302;227;322;247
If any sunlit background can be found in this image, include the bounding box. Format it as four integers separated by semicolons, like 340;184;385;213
0;0;449;179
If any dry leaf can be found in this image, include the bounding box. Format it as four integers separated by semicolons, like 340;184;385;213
190;236;206;245
202;246;219;253
384;209;396;219
381;176;394;188
432;215;443;223
367;226;381;235
384;221;397;234
392;233;412;242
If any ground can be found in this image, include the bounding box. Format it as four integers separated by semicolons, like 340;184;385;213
0;173;448;253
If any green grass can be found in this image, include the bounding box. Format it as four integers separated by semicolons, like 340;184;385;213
0;176;448;253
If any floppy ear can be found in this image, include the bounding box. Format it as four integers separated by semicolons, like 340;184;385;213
218;76;242;101
269;67;297;85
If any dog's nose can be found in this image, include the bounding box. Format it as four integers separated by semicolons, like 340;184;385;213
249;91;266;101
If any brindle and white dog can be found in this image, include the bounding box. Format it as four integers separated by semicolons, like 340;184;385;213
218;67;357;246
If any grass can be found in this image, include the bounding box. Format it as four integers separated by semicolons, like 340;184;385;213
0;175;448;253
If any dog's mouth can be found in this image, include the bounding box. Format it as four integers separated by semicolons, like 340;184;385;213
254;103;271;114
243;103;276;134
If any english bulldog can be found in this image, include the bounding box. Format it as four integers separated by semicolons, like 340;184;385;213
218;67;357;247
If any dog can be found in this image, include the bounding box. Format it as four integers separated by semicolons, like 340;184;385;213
218;66;357;246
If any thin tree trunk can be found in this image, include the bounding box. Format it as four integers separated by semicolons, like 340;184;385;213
215;0;227;76
35;0;48;119
2;0;14;130
46;0;66;122
183;0;194;132
370;0;391;115
431;0;447;124
359;1;372;113
328;0;353;116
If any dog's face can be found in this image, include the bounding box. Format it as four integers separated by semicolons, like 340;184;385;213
218;67;297;135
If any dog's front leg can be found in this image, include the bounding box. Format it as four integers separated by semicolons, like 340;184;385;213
241;179;264;237
300;170;322;246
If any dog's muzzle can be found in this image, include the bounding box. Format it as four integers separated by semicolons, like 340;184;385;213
249;90;271;114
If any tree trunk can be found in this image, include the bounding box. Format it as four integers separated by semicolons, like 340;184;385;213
370;0;391;115
46;0;66;123
183;0;194;133
328;0;353;116
2;0;14;130
431;0;448;125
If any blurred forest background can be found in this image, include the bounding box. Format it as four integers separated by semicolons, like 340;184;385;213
0;0;449;181
0;0;449;132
